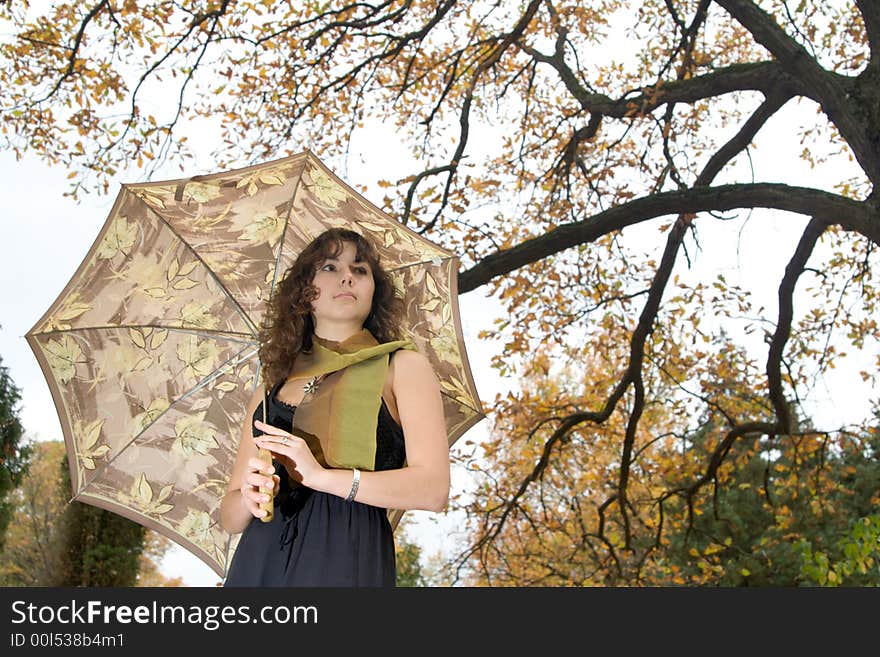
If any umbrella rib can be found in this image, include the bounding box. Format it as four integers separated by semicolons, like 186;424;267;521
31;323;255;344
437;388;485;416
173;344;261;406
266;160;306;301
78;342;260;493
387;256;453;274
135;192;261;337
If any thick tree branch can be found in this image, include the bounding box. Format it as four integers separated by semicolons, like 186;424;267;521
522;44;808;116
715;0;880;183
458;184;874;293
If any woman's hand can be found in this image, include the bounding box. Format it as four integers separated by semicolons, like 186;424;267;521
253;420;325;488
239;456;279;519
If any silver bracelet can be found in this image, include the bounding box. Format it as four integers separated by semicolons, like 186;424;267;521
345;468;360;502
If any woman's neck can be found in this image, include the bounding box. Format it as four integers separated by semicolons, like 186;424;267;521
312;322;364;344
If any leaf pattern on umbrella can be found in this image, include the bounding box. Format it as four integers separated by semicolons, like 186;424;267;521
308;165;348;206
45;335;86;384
172;412;220;457
124;474;174;516
133;399;170;437
179;509;216;553
75;418;110;470
237;208;284;246
97;215;138;259
183;182;223;204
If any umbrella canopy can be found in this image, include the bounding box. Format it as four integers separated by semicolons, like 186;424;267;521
26;150;485;577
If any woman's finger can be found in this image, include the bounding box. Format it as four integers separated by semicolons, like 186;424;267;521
238;484;266;518
255;438;294;455
253;420;291;437
245;471;275;490
247;456;274;474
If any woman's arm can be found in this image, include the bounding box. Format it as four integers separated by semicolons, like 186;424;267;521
220;387;279;533
254;349;450;511
318;349;450;510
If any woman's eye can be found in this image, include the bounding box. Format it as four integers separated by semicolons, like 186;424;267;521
355;267;368;275
321;263;335;271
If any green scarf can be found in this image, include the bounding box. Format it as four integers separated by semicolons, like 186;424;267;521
287;328;415;470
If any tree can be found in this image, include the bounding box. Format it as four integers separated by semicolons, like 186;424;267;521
54;447;148;586
395;537;427;587
457;341;686;585
653;407;880;586
135;531;184;587
0;440;178;586
3;1;879;581
0;352;29;553
0;440;64;586
459;345;880;585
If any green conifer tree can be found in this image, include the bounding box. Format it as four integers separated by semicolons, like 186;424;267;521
54;452;146;586
0;353;29;553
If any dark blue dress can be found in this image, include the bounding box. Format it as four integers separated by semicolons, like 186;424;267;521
223;378;406;587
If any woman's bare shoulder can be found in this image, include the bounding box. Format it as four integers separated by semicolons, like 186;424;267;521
245;385;267;413
391;348;438;386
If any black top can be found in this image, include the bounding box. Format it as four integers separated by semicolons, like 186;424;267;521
251;379;407;472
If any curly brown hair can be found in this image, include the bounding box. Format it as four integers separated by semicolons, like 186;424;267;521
257;228;405;390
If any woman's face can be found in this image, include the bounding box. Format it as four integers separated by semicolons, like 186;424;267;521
309;240;376;327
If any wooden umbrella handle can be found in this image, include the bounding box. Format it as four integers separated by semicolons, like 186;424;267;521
257;387;274;522
258;447;274;523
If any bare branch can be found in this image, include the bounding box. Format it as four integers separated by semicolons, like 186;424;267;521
404;0;544;230
33;0;111;103
766;217;826;434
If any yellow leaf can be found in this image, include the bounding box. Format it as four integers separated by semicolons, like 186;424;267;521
425;272;439;296
129;328;146;349
57;301;92;322
135;473;153;505
177;260;199;277
81;418;104;450
171;278;199;290
158;484;174;502
150;329;168;349
133;356;153;371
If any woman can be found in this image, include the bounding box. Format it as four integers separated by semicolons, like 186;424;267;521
220;228;449;587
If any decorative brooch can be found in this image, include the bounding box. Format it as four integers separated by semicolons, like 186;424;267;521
302;375;323;396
